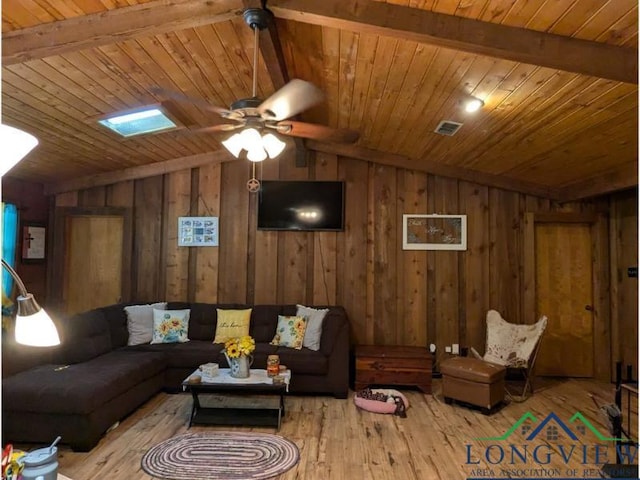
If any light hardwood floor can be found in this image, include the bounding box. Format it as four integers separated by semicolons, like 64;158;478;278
53;379;636;480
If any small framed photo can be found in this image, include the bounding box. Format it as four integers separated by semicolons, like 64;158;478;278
402;214;467;251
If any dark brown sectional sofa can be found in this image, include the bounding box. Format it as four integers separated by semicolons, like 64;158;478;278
2;302;349;451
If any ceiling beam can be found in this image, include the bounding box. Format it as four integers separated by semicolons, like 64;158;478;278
2;0;244;65
44;150;234;195
269;0;638;84
557;162;638;202
306;141;559;199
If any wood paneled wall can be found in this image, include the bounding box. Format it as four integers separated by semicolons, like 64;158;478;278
610;188;638;378
49;149;634;375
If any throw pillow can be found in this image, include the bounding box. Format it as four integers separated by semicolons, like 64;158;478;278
151;309;190;344
213;308;252;343
296;304;329;351
125;302;167;345
270;315;307;350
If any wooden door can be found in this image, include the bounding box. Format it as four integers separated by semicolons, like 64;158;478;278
63;215;124;315
535;223;594;377
50;207;132;316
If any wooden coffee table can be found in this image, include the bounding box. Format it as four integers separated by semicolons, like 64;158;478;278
182;368;291;430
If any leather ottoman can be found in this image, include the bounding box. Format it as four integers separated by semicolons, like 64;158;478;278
441;356;506;414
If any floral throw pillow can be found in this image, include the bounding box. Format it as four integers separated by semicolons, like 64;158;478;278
270;315;307;350
151;309;190;344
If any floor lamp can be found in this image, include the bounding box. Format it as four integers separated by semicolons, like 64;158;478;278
2;259;60;346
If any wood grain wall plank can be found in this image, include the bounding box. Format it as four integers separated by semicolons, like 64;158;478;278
397;169;428;346
371;164;398;344
312;151;338;305
459;181;489;352
489;188;522;322
194;163;221;303
337;157;369;344
252;159;280;304
433;177;459;361
133;175;163;302
163;169;191;301
218;161;250;303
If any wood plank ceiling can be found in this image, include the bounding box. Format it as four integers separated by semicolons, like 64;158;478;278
1;0;638;201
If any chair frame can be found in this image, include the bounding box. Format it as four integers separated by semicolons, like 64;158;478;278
471;312;547;403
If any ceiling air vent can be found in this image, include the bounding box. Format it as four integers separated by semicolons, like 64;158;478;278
434;120;463;136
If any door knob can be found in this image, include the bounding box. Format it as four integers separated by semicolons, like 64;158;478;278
585;305;594;311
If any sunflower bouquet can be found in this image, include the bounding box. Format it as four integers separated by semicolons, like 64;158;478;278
223;335;256;358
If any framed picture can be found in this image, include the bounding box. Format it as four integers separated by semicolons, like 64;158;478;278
21;223;47;261
402;214;467;251
178;217;219;247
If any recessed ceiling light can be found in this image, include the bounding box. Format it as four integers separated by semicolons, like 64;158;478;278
98;107;177;137
464;97;485;113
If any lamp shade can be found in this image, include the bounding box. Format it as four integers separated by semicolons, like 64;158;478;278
1;259;60;347
14;294;60;347
222;133;244;158
262;133;286;159
0;124;39;176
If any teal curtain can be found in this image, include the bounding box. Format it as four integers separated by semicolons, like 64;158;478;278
2;203;19;298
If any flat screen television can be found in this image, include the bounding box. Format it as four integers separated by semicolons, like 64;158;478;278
257;180;345;231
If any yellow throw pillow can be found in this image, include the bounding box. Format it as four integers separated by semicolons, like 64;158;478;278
270;315;307;350
213;308;252;343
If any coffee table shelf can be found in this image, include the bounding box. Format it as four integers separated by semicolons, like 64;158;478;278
182;368;290;430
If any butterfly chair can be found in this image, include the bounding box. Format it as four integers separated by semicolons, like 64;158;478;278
470;310;548;402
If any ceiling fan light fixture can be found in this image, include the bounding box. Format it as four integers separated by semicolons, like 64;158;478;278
247;147;267;162
222;133;244;158
240;127;263;150
262;133;286;159
464;97;484;113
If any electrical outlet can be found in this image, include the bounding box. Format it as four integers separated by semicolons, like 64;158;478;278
429;343;436;353
452;344;460;355
445;345;452;353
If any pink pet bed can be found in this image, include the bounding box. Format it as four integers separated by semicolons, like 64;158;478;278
354;388;410;415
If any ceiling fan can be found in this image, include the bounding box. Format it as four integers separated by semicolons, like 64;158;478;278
151;8;359;163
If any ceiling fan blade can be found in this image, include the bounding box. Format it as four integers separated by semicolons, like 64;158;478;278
275;121;359;143
150;86;236;118
258;79;324;121
191;123;244;133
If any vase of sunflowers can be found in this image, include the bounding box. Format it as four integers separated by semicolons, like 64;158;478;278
223;335;255;378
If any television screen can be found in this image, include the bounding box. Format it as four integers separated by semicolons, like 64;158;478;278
257;181;345;231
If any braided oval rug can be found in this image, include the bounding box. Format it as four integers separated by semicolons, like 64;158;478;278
141;431;299;480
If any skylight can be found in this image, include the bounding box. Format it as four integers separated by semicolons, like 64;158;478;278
98;108;177;137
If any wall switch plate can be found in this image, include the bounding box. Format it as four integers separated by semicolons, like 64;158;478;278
452;344;460;355
445;346;452;353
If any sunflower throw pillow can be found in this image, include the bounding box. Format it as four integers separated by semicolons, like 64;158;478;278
270;315;307;350
151;309;190;344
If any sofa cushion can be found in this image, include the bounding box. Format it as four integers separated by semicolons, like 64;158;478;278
270;315;307;350
3;350;166;415
151;308;190;344
297;304;329;351
274;347;328;375
131;340;223;370
125;302;167;345
213;309;251;343
249;305;282;343
59;310;112;364
98;303;130;348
